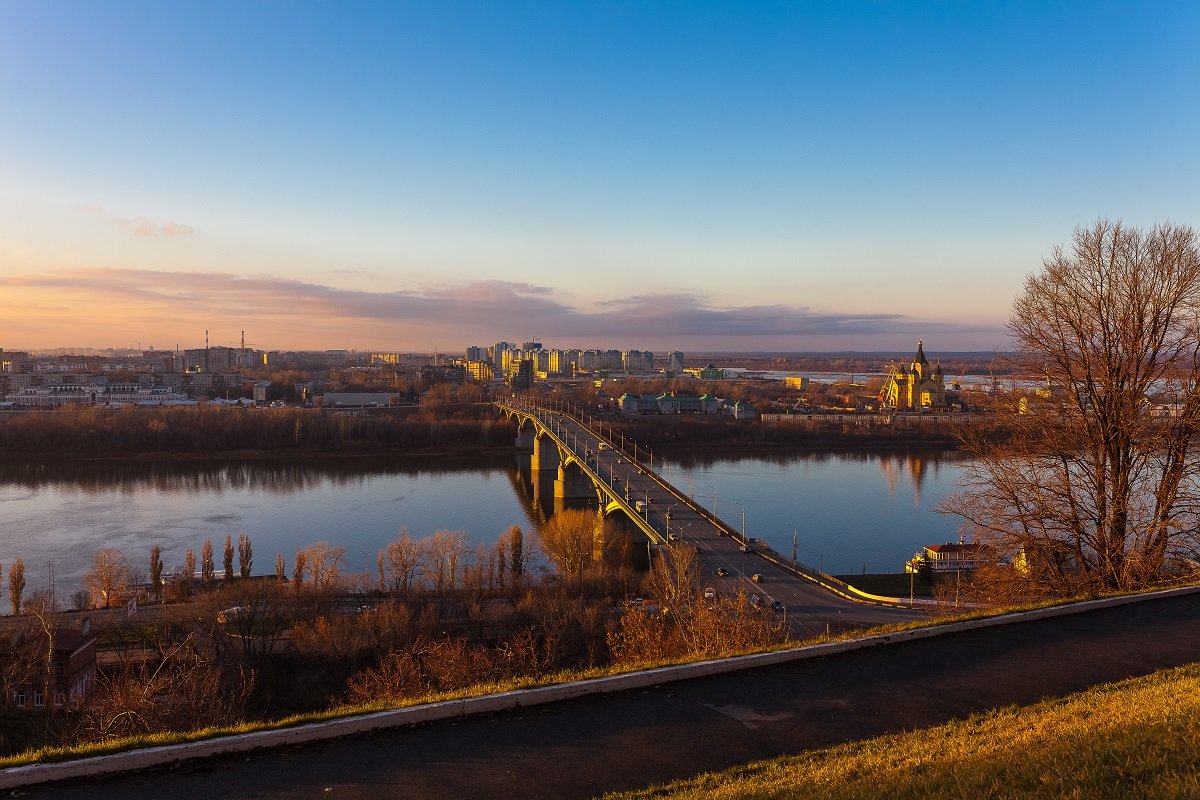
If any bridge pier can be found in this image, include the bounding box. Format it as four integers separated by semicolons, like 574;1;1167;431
530;434;560;474
554;461;593;500
515;422;535;451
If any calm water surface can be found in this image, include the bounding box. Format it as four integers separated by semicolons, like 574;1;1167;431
0;451;964;597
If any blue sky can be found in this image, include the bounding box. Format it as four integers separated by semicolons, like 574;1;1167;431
1;1;1196;353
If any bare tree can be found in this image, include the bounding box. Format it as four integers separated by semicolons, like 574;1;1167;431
8;559;24;615
509;525;525;583
496;531;509;590
539;509;600;590
302;542;346;592
201;538;215;589
238;533;253;579
24;590;58;731
943;221;1200;594
223;533;235;582
0;619;37;714
292;550;307;595
384;530;425;594
85;548;131;609
149;545;164;603
182;548;197;599
425;531;469;594
641;542;700;614
76;634;254;740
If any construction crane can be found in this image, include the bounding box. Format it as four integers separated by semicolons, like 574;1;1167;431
878;363;903;408
223;332;259;367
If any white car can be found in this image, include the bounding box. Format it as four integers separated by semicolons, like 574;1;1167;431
703;587;716;601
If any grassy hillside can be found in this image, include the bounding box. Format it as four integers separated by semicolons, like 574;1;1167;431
604;662;1200;800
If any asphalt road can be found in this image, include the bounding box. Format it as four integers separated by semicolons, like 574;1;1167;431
29;589;1200;800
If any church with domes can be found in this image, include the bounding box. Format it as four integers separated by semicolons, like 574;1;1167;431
881;341;947;411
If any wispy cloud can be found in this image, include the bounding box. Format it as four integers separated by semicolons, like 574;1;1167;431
0;268;1006;350
82;205;195;238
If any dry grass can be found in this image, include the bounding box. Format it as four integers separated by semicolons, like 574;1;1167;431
602;662;1200;800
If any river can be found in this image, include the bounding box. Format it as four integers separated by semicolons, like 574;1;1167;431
0;449;965;600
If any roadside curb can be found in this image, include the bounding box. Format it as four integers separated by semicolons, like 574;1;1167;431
3;583;1198;790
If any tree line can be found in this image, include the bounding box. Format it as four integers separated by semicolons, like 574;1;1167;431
0;405;515;456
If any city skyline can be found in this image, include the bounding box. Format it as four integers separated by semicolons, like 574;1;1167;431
1;2;1197;352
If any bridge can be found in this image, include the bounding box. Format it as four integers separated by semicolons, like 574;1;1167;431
496;400;924;632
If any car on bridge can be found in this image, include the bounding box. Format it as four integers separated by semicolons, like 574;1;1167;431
739;544;753;553
715;567;729;577
751;573;763;582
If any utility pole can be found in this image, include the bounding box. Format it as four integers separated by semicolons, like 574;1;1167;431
46;560;60;608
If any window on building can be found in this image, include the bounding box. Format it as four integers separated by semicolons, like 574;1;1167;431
14;689;25;707
33;688;44;707
54;690;66;707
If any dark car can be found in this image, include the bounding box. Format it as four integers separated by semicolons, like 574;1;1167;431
771;600;786;612
715;567;729;577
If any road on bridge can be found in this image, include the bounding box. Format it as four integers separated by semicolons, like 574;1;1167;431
32;589;1200;799
506;403;921;633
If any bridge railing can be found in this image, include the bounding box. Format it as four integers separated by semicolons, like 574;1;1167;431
499;401;667;544
497;400;910;607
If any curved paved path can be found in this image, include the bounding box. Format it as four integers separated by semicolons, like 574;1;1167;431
29;590;1200;799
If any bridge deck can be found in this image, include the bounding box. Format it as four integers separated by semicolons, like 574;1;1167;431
498;401;923;631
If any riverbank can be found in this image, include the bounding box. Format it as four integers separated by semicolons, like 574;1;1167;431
0;404;971;461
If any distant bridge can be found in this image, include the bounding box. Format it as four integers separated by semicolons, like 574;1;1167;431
496;400;925;632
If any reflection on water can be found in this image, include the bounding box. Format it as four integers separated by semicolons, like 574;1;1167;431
0;455;542;596
0;456;511;495
0;449;965;599
662;449;966;576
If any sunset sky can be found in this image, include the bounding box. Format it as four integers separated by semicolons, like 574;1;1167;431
1;2;1196;354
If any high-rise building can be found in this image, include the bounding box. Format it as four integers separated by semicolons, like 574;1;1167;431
492;341;511;375
623;350;654;374
510;359;534;391
666;351;685;373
